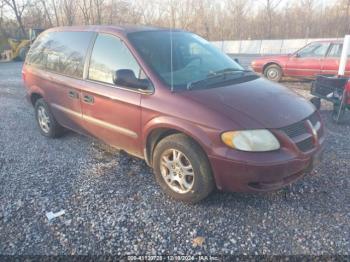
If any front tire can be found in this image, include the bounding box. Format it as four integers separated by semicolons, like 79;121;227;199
153;134;214;203
264;64;282;82
35;99;64;138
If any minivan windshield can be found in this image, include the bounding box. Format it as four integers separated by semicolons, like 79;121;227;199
128;31;247;90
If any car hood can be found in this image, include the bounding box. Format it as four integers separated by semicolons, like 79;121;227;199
181;77;315;129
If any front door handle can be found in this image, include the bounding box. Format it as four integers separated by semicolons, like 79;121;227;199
68;90;79;99
83;94;94;104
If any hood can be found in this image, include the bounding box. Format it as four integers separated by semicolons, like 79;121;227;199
181;77;315;129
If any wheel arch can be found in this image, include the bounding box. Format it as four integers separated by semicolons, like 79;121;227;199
28;84;46;107
143;119;213;167
262;62;283;75
145;127;180;166
30;92;43;106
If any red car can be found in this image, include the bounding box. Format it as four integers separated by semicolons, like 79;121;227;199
23;26;324;203
251;40;350;82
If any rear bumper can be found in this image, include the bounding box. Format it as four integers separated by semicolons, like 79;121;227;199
209;144;324;192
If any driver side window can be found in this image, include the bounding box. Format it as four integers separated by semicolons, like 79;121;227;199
298;43;329;58
88;34;146;85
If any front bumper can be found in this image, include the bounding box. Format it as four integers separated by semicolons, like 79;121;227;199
251;64;263;74
209;144;324;192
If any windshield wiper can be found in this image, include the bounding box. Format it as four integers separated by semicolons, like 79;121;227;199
187;68;252;90
187;74;222;90
207;68;251;77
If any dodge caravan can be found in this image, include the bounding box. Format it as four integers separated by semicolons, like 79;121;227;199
23;26;324;203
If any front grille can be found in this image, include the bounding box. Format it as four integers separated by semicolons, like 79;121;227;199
296;137;314;152
279;112;322;153
280;121;308;138
309;112;319;126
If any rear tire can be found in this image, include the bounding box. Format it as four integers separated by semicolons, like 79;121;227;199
264;64;282;82
310;97;321;110
35;99;64;138
153;133;214;203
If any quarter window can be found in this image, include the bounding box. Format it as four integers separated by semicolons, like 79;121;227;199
44;32;93;78
27;31;93;78
26;33;50;69
88;34;144;85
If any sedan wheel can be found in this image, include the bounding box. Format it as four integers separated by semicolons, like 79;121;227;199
264;64;282;82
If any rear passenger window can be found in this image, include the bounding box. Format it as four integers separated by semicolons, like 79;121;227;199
27;31;93;78
328;44;342;57
26;33;50;69
88;34;144;85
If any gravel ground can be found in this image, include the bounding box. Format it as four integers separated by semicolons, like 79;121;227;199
0;61;349;256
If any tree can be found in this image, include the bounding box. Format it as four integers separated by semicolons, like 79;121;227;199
227;0;249;39
78;0;92;25
1;0;350;41
343;0;350;33
257;0;282;38
51;0;60;26
40;0;53;27
92;0;104;24
61;0;76;26
1;0;30;36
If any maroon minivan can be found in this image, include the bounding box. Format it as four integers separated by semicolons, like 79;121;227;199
22;26;324;203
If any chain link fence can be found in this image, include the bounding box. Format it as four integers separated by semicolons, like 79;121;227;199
211;38;342;55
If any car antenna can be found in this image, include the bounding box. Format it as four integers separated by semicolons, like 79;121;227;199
170;13;174;92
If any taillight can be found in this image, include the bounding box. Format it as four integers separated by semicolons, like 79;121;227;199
346;81;350;104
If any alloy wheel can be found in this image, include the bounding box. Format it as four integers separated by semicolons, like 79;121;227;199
160;149;195;194
37;106;51;133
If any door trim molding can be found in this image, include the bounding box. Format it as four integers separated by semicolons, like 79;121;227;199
83;114;138;139
51;103;82;118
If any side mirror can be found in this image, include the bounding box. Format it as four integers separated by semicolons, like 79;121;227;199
113;69;150;90
295;53;301;58
234;58;241;65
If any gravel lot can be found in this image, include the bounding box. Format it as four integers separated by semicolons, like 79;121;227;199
0;61;349;256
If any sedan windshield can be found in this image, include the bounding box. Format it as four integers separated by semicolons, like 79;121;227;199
128;31;246;90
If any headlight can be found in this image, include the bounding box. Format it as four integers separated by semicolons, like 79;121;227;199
221;130;280;152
